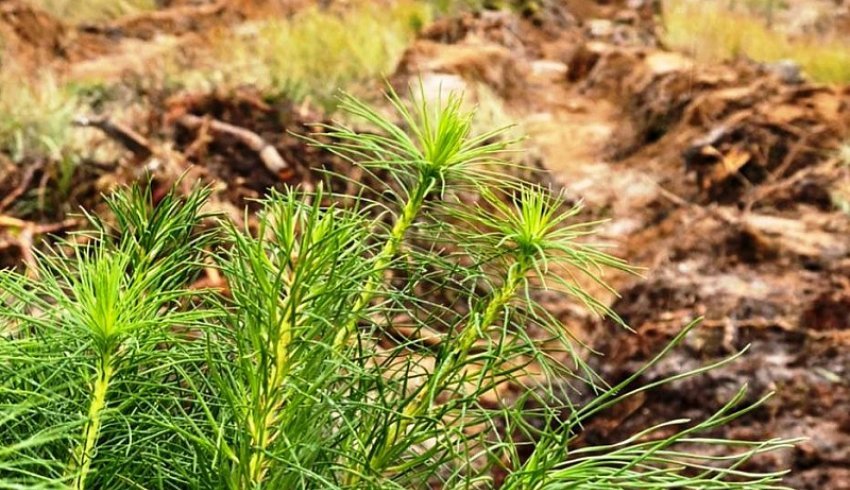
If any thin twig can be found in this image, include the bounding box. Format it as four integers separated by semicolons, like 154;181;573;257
0;160;43;212
0;216;78;234
73;115;154;159
0;216;77;278
645;176;739;226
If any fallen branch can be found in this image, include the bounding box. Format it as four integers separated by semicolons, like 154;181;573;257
175;114;291;176
0;216;78;235
646;176;738;226
0;216;78;277
0;160;43;212
73;115;154;159
744;156;839;213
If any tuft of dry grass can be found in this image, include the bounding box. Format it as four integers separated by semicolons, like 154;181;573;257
172;1;431;109
662;0;850;84
28;0;157;24
0;68;80;161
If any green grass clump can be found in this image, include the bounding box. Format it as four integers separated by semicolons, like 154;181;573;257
177;1;430;110
0;70;80;161
0;87;795;489
663;0;850;84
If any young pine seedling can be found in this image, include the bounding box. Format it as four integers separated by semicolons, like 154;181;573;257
0;87;795;489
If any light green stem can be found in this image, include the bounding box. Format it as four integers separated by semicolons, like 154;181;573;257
70;354;113;490
246;313;295;487
337;178;434;487
368;261;529;475
332;178;431;351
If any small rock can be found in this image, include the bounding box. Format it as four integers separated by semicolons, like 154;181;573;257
529;59;568;82
417;73;468;105
764;59;805;84
587;19;614;38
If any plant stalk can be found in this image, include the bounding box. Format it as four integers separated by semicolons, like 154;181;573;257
70;353;114;490
245;292;296;487
332;177;432;350
369;260;529;475
336;178;433;487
